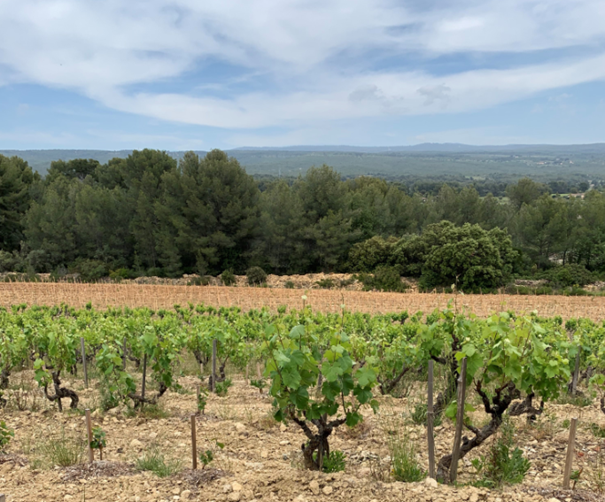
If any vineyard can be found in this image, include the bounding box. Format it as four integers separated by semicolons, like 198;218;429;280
1;302;605;502
3;282;605;319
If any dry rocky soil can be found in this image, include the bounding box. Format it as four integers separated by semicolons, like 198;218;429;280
1;369;604;502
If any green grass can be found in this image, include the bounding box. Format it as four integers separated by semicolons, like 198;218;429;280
135;445;182;477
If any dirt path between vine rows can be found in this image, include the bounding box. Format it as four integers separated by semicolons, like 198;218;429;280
2;282;605;320
1;370;604;502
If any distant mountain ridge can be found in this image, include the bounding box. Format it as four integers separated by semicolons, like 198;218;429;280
3;143;605;178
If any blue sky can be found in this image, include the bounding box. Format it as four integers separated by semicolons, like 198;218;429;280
1;0;605;150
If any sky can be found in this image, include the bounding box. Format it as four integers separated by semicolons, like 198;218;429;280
1;0;605;150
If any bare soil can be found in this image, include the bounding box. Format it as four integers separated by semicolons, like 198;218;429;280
3;282;605;321
1;369;604;502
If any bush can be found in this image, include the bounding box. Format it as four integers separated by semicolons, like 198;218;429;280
315;278;336;289
358;265;407;293
543;264;595;288
221;269;236;286
246;266;267;285
109;268;136;281
284;280;295;289
215;378;232;396
348;236;396;272
72;259;109;282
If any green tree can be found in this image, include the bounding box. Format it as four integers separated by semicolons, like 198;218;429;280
0;155;37;252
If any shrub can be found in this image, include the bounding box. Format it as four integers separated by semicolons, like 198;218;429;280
72;259;109;282
315;278;336;289
358;265;407;293
109;268;136;281
284;280;295;289
348;236;396;272
545;264;595;288
246;266;267;285
221;269;236;286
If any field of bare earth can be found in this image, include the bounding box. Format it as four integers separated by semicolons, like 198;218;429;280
0;368;604;502
2;282;605;320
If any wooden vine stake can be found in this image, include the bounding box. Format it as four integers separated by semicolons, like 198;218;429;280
450;357;468;484
211;339;217;393
141;354;147;403
0;493;6;502
563;417;578;489
85;408;94;463
80;337;88;389
190;414;197;470
571;350;581;395
427;359;436;479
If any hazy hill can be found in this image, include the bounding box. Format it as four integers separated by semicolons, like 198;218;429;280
2;144;605;181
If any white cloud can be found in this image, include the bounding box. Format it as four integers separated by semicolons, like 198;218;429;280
0;0;605;130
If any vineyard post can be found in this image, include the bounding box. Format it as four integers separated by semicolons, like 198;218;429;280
449;357;468;484
563;417;578;489
427;359;436;479
122;337;127;370
80;337;88;389
85;409;94;463
256;361;261;380
571;350;581;396
211;339;217;393
141;354;147;403
190;414;197;470
0;493;5;502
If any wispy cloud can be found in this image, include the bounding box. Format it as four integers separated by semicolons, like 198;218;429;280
0;0;604;136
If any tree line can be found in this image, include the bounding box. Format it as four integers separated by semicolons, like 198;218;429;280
1;149;604;291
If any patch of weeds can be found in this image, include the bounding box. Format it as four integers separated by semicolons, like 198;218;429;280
0;421;14;452
389;432;426;482
284;281;295;289
124;403;170;420
587;441;605;493
557;393;593;407
315;278;336;289
319;450;346;473
590;423;605;438
255;410;279;431
562;418;571;429
135;445;182;477
471;418;529;488
410;403;442;427
32;428;85;468
526;413;556;441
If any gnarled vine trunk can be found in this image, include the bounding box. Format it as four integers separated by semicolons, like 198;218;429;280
436;381;519;482
289;410;346;471
43;371;79;411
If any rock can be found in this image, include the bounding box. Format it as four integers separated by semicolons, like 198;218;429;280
149;432;158;439
424;477;438;488
180;491;191;500
260;450;268;459
279;440;290;446
228;493;241;502
172;487;181;495
223;484;233;493
232;482;243;492
309;480;320;495
322;486;333;495
280;424;287;433
235;422;246;433
470;494;479;502
130;439;143;448
546;499;560;502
